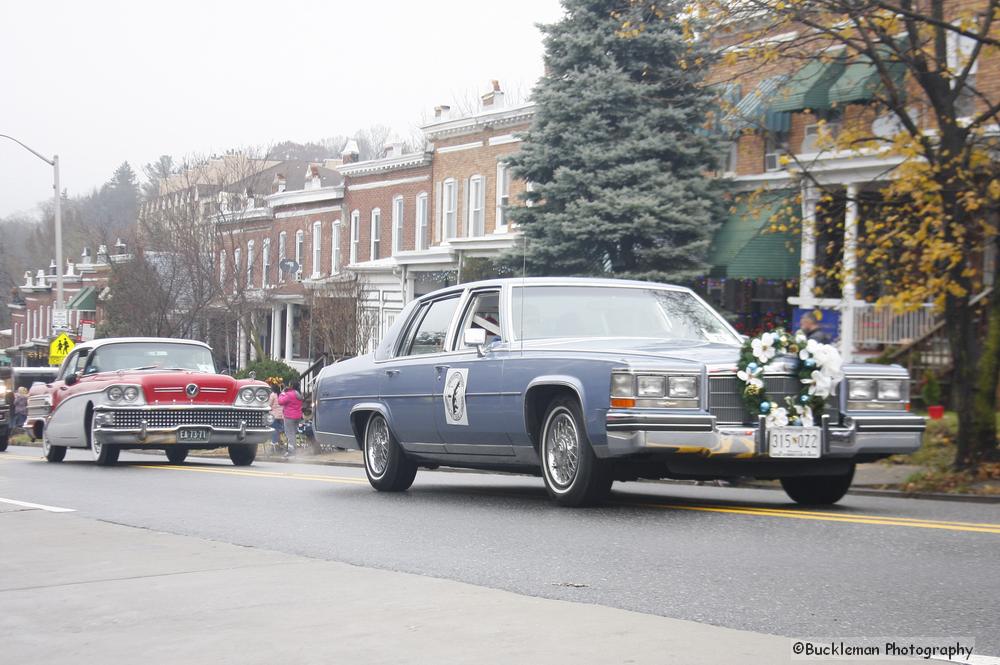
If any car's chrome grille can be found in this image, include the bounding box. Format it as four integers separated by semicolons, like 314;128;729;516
709;374;830;424
104;408;267;429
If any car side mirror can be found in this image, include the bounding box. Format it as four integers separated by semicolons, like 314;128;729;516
64;373;79;387
464;328;487;357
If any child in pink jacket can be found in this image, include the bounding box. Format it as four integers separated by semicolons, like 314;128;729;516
277;380;304;457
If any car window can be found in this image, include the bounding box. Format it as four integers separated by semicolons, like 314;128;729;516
455;290;502;349
59;351;79;380
401;296;461;356
72;350;90;375
86;343;217;374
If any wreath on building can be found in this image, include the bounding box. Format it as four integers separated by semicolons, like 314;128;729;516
736;328;844;428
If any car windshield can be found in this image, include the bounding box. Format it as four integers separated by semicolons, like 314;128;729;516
85;343;217;374
511;286;740;344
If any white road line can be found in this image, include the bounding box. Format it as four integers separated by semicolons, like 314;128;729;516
933;655;1000;664
0;497;76;513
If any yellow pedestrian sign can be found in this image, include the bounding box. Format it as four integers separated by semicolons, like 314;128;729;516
49;333;75;367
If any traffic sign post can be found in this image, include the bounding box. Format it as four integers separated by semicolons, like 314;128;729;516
52;308;69;333
49;332;75;367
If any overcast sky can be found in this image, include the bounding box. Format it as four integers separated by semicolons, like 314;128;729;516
0;0;564;219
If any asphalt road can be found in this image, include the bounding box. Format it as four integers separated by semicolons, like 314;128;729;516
2;444;999;658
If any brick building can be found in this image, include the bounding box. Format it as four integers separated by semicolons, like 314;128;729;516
338;83;535;348
704;12;999;359
2;247;114;366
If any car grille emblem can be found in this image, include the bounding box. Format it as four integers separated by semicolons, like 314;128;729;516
185;383;200;398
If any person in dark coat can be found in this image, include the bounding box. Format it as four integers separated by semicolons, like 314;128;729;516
798;312;831;344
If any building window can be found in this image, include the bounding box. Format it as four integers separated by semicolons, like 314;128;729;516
246;239;255;288
262;238;271;287
350;210;360;264
312;221;322;278
495;163;510;232
392;196;404;255
415;192;429;251
332;220;341;275
468;175;485;236
444;179;457;239
220;250;227;286
295;230;304;276
371;208;382;259
278;231;287;282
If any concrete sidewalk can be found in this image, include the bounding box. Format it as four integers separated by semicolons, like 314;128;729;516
0;506;923;665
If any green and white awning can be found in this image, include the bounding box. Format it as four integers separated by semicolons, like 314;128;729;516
770;57;847;113
66;286;97;311
708;191;801;280
723;75;792;134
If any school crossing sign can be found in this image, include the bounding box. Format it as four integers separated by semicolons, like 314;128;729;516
49;333;76;367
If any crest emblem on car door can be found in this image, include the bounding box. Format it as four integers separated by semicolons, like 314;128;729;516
443;368;469;426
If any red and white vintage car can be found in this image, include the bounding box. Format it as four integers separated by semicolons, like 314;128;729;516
27;337;273;466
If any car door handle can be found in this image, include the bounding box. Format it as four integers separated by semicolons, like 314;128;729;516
384;369;399;377
434;365;449;372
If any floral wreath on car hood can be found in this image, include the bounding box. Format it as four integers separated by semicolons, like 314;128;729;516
736;329;845;428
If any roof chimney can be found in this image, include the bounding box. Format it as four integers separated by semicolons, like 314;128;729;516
23;271;33;288
273;173;287;193
481;80;504;108
307;164;322;189
341;138;360;165
48;259;57;276
434;105;451;119
80;247;91;265
115;238;127;255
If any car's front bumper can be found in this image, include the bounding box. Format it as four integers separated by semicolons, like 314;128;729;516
602;409;925;460
92;406;273;447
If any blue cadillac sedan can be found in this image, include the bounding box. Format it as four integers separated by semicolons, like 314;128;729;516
313;278;924;506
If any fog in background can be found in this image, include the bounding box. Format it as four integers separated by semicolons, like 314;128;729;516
0;0;563;218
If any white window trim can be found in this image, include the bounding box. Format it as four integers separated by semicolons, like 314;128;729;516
443;179;457;240
415;192;429;251
469;175;484;237
233;248;241;293
392;196;404;255
262;238;271;288
371;208;382;259
495;163;510;233
295;230;304;279
332;219;341;274
350;210;360;264
312;221;322;279
246;239;255;288
219;250;227;286
278;231;287;282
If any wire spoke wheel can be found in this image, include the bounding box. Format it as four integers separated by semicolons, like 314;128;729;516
545;410;580;489
366;417;391;478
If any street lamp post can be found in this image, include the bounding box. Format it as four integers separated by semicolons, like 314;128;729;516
0;134;64;312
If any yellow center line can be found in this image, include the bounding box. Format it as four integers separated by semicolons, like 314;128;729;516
626;502;1000;534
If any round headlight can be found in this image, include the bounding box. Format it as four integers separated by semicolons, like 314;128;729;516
107;386;124;401
255;387;270;402
239;387;256;403
123;386;139;402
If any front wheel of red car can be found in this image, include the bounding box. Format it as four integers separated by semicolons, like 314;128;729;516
165;446;188;464
92;435;120;466
42;436;66;463
363;413;417;492
780;465;855;505
540;397;613;507
228;444;257;466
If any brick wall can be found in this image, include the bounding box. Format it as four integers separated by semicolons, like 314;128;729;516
341;163;433;264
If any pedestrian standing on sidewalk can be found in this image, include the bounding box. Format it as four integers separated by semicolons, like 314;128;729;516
277;380;304;458
269;384;284;454
12;387;28;431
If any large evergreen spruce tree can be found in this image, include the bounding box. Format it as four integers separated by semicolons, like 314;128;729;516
507;0;721;282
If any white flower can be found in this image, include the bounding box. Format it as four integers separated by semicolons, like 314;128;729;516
766;406;789;428
751;332;777;363
794;404;815;427
805;369;835;398
737;367;764;389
